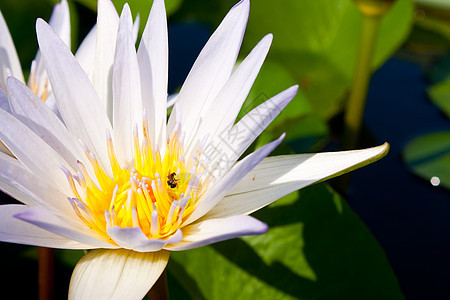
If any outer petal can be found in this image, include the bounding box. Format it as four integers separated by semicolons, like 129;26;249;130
185;34;273;155
0;151;75;218
0;108;73;195
203;143;390;219
113;4;142;165
107;226;182;252
0;204;97;249
30;0;71;96
167;0;249;139
92;0;119;118
137;0;168;149
0;10;24;91
75;25;97;79
7;77;84;169
36;19;113;174
184;134;285;225
69;249;170;300
205;85;298;178
166;215;267;251
15;206;116;248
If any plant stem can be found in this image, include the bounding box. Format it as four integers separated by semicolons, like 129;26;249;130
38;247;54;300
342;13;382;150
147;269;169;300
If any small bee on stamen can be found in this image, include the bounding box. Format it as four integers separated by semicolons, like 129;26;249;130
167;172;179;188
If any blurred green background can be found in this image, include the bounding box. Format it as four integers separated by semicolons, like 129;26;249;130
0;0;449;298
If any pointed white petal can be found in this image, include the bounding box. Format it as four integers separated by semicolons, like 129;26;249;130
69;249;170;300
113;4;142;165
0;204;98;249
185;34;273;154
30;0;71;95
107;226;182;252
92;0;119;118
184;134;285;225
167;215;267;251
0;108;73;195
75;25;97;80
167;0;250;139
137;0;168;149
202;86;297;181
15;206;116;248
0;11;24;91
7;77;84;170
204;143;390;219
36;19;113;173
0;87;10;112
219;85;298;160
0;151;76;217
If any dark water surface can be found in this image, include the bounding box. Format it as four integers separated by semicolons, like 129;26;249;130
348;57;450;299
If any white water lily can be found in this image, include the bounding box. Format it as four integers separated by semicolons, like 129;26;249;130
0;0;388;298
0;0;71;112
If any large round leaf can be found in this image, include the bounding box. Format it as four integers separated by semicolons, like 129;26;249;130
403;131;450;190
168;183;404;299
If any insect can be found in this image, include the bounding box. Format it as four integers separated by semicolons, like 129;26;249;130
167;172;179;188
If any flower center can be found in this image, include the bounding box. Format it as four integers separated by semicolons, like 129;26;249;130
63;114;206;242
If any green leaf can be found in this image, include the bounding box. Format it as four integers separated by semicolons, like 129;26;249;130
168;183;404;299
428;76;450;118
241;0;414;119
403;131;450;190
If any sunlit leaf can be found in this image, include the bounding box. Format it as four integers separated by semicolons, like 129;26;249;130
428;76;450;118
169;183;404;299
243;0;414;119
404;131;450;190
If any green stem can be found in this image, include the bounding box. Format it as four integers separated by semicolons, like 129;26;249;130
147;269;169;300
342;14;382;150
38;247;54;300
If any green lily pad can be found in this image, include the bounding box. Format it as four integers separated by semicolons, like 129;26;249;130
174;0;413;120
243;0;414;119
428;76;450;118
403;131;450;190
168;183;404;299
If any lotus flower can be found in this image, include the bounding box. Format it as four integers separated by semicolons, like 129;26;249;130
0;0;388;298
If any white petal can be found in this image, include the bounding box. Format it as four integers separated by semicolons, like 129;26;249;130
185;34;273;154
0;108;73;195
0;204;97;249
184;133;285;225
113;4;142;165
201;86;297;181
217;85;298;161
166;215;267;251
0;10;24;91
15;206;116;248
107;226;182;252
69;249;170;300
7;77;84;170
75;25;97;80
30;0;71;94
36;19;113;173
92;0;119;118
137;0;168;149
0;87;10;112
0;151;76;217
204;143;390;219
167;0;249;139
